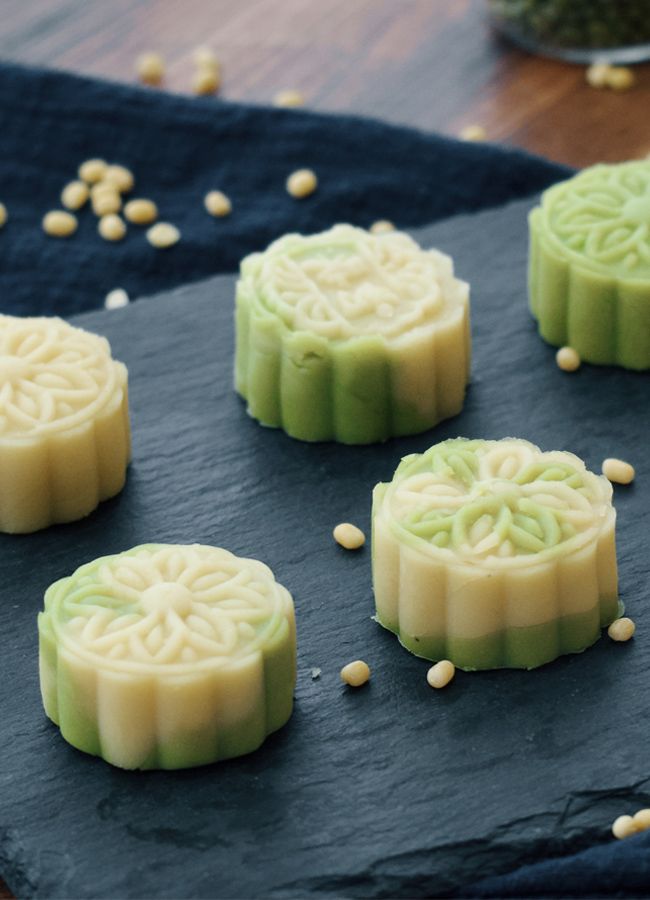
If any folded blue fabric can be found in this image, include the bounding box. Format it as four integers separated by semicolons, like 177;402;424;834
467;827;650;897
0;62;569;316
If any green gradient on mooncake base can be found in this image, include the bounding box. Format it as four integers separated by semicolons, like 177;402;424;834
377;599;622;670
372;438;620;670
529;161;650;370
234;224;471;444
38;544;296;770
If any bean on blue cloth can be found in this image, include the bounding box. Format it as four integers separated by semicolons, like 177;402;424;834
0;62;569;317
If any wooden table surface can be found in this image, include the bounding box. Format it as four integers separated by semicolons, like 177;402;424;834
2;0;650;169
1;2;649;897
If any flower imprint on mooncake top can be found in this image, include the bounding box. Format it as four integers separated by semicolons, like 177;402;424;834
253;225;457;340
51;544;290;670
0;315;124;438
389;439;613;561
544;161;650;276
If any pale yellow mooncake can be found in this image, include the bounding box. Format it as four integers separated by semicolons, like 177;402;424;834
0;315;131;533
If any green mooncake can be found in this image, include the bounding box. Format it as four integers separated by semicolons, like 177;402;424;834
372;438;620;670
529;161;650;370
235;224;471;444
38;544;296;769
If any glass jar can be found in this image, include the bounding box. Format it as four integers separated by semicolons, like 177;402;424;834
488;0;650;63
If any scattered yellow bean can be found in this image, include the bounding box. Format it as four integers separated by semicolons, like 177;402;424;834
42;210;77;238
273;89;305;108
612;814;637;839
333;522;365;550
192;68;220;95
78;158;108;184
104;288;130;310
124;198;158;225
92;189;122;217
340;660;371;687
586;62;612;88
602;458;635;485
90;180;114;198
611;808;650;839
459;124;487;142
286;168;318;199
136;52;164;86
204;190;232;217
427;660;456;689
193;47;220;73
0;202;7;229
633;809;650;830
555;346;581;372
103;165;135;194
98;214;126;242
368;219;395;234
608;617;636;642
61;180;89;211
370;220;395;234
607;66;635;91
147;222;180;248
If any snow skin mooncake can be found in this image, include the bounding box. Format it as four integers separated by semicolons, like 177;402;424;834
529;161;650;370
372;438;620;670
0;314;130;533
39;544;297;769
235;224;470;444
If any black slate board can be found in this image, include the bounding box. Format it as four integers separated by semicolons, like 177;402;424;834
1;198;649;900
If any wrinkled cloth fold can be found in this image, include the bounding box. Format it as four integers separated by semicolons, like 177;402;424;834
0;62;569;316
465;828;650;897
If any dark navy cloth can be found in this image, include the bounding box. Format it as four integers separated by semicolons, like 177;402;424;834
466;828;650;897
0;62;569;316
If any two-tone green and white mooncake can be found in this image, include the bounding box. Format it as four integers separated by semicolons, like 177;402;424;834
372;438;620;670
235;224;471;444
38;544;296;769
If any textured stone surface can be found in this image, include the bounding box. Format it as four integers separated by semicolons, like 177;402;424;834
1;198;648;899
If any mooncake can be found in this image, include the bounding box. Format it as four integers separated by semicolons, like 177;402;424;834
529;161;650;370
235;224;471;444
39;544;296;769
0;314;130;533
372;438;620;670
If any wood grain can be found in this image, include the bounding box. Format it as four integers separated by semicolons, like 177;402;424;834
0;2;648;897
0;0;649;168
